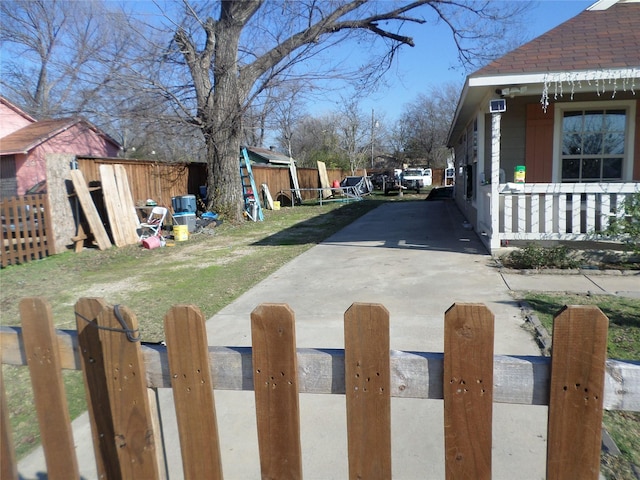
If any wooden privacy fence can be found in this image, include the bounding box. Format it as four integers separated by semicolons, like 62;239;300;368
0;194;53;268
2;299;639;480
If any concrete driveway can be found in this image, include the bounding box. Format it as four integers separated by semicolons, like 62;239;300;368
18;199;549;480
202;199;547;480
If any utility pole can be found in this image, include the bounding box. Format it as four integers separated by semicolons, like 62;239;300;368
371;109;375;169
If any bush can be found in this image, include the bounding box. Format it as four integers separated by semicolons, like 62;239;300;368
501;243;580;269
601;192;640;255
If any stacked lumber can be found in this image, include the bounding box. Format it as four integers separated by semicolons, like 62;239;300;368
70;170;111;251
99;165;140;247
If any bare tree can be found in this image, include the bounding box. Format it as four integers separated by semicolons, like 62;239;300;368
0;0;129;118
164;1;528;221
396;82;460;168
2;0;528;220
336;98;368;175
286;114;344;169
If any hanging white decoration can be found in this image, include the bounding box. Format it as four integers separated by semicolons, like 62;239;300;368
540;68;639;112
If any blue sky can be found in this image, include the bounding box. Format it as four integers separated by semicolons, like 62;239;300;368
338;0;594;124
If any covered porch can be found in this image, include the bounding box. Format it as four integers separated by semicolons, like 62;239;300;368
477;181;639;250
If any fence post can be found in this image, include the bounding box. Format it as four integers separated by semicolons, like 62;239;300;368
444;303;494;480
547;305;608;480
20;297;81;480
75;297;121;480
164;304;223;479
96;304;159;479
252;303;302;479
344;303;392;480
1;367;18;480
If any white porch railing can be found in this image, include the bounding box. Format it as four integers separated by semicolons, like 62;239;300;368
484;182;639;245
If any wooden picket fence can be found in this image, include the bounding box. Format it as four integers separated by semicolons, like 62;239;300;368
0;194;53;268
2;299;640;479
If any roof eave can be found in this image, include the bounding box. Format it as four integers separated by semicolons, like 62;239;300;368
0;149;29;155
468;67;640;88
448;66;640;146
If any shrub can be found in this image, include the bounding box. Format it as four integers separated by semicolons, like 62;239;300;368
501;243;579;269
601;192;640;255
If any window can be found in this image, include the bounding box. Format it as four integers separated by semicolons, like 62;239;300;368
1;155;18;199
560;109;625;182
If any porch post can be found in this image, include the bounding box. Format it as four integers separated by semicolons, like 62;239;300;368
490;113;501;251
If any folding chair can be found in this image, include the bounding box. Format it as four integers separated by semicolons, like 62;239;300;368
139;206;167;239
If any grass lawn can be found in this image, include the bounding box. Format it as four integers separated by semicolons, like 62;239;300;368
1;192;424;459
520;292;640;480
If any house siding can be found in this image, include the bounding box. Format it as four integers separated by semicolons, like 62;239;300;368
0;102;34;138
635;99;640;181
16;123;120;195
500;100;527;183
525;104;554;183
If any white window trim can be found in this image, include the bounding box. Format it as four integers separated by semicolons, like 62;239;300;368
552;100;636;182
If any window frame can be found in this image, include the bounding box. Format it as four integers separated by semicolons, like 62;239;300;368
552;100;636;183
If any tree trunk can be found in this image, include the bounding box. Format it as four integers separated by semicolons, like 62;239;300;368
205;125;243;222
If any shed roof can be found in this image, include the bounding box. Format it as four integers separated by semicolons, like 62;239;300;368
0;118;120;155
246;146;294;165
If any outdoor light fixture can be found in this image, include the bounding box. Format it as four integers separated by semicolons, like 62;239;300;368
489;99;507;113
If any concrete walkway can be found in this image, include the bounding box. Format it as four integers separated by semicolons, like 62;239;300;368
17;198;638;479
198;199;549;480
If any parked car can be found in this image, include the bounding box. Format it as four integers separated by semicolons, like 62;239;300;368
422;168;433;187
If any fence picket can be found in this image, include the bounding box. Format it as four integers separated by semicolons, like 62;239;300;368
444;303;494;480
75;297;121;480
546;305;608;480
164;305;223;480
344;303;392;480
97;304;159;479
0;367;18;480
19;297;80;480
251;303;303;479
3;301;639;479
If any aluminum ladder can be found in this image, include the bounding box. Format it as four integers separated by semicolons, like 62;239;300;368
240;148;264;221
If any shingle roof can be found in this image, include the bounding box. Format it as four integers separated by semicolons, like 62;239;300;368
246;146;294;164
0;118;81;154
473;1;640;78
0;118;120;155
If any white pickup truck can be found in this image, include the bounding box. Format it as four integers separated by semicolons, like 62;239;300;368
401;168;432;193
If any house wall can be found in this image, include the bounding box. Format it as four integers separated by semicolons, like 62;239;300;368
523;92;639;183
478;92;640;185
16;123;120;195
0;102;34;137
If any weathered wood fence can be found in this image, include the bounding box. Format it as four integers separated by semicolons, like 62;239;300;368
3;299;638;479
0;194;53;268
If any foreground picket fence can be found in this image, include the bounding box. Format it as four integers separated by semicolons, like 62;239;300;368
1;298;639;479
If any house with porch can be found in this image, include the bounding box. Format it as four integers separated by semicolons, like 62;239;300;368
0;96;121;199
447;0;640;251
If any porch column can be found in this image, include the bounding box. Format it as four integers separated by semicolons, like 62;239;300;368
490;113;501;250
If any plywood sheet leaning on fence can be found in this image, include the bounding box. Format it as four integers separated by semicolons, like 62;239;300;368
19;297;81;480
114;165;141;240
444;303;494;480
251;303;303;479
546;305;608;480
344;303;392;480
317;161;332;199
261;183;274;210
70;169;111;250
100;164;139;247
164;305;223;479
